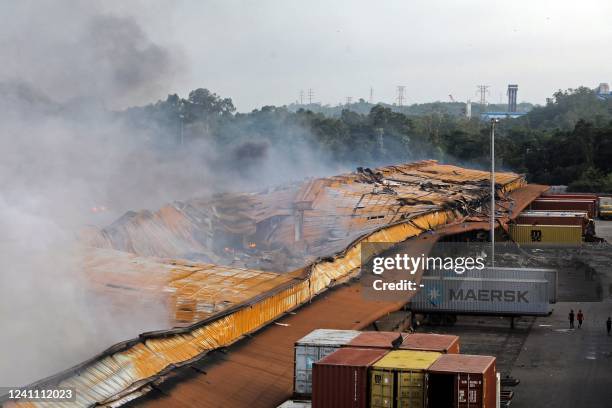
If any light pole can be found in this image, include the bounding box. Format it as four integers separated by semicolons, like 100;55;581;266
490;118;499;267
179;114;185;146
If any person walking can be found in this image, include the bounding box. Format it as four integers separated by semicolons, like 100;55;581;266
569;309;575;329
606;317;611;336
577;310;584;328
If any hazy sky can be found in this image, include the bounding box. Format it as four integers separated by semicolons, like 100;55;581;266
4;0;612;111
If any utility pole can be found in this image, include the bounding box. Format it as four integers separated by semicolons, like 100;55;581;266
369;87;374;104
490;118;499;267
299;90;304;105
345;96;352;107
397;86;405;107
308;88;314;105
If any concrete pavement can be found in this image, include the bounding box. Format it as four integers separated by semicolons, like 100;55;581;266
511;301;612;407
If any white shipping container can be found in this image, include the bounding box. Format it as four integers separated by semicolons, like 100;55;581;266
443;267;558;304
410;275;551;315
293;329;360;396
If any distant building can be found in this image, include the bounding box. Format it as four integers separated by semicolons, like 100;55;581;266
507;84;518;112
596;82;612;100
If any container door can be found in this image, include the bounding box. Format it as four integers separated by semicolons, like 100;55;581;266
397;370;425;408
295;345;318;394
371;368;394;408
457;373;483;407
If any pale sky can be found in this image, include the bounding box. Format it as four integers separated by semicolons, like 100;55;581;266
3;0;612;111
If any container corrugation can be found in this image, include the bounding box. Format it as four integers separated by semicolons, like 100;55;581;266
312;347;389;408
515;212;588;232
399;333;461;354
370;350;441;408
530;199;596;218
436;267;558;304
509;224;582;245
346;332;460;354
346;331;407;349
410;276;551;315
427;354;497;408
294;329;361;396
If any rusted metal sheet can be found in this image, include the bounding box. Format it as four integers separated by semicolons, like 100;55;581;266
400;333;460;354
6;162;530;408
122;184;542;408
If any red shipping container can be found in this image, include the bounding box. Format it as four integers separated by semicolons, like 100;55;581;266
345;331;407;349
427;354;497;408
345;332;460;354
312;347;388;408
515;211;589;233
400;333;460;354
530;199;595;218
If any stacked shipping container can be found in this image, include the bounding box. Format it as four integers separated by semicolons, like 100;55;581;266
529;197;596;218
427;354;497;408
370;350;441;408
294;329;361;396
297;329;497;408
312;348;389;408
296;330;461;398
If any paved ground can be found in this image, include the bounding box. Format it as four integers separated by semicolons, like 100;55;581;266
511;301;612;408
509;220;612;407
595;219;612;242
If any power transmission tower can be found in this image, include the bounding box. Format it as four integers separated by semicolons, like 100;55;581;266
345;96;352;107
299;90;304;105
308;88;314;105
476;85;490;106
369;87;374;104
397;86;405;107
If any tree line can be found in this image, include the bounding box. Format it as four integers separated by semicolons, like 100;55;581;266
121;87;612;192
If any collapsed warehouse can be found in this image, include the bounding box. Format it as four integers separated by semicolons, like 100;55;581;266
4;160;551;407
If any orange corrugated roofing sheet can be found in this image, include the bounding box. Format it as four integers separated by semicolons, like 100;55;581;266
83;248;295;327
88;161;525;271
5;161;533;408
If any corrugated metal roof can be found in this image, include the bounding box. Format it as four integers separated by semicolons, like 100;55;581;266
87;160;524;272
126;183;545;408
4;161;534;408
